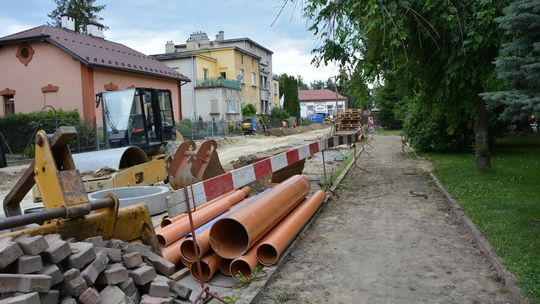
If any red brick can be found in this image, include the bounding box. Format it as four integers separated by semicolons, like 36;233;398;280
117;277;136;296
15;235;48;255
65;242;96;269
97;263;129;285
123;252;143;268
168;280;192;300
79;287;100;304
38;263;63;286
0;292;40;304
63;269;87;297
81;251;109;285
144;252;175;277
0;274;51;293
38;290;59;304
41;239;71;264
12;255;42;274
99;285;130;304
96;247;122;263
148;279;169;298
0;238;24;269
128;265;156;285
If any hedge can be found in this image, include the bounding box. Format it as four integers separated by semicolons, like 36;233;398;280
0;110;94;155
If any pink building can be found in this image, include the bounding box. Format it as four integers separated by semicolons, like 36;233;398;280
0;19;190;124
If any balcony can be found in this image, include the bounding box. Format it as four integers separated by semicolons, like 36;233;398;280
195;77;241;90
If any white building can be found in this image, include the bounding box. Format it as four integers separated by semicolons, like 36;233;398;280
299;89;348;118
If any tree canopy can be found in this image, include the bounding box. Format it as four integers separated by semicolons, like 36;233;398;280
48;0;106;33
302;0;509;168
483;0;540;125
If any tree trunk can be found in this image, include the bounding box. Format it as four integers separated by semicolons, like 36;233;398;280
474;95;491;169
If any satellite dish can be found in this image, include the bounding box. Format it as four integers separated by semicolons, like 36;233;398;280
236;75;243;81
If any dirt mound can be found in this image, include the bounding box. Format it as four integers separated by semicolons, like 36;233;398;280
262;123;323;137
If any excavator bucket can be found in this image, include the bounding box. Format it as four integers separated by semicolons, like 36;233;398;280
167;140;225;189
0;127;160;253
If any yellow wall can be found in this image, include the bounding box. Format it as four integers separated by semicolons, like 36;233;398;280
272;79;280;107
194;48;260;110
195;55;217;79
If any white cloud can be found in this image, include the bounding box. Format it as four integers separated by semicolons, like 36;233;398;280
104;28;185;55
0;19;35;37
269;38;339;83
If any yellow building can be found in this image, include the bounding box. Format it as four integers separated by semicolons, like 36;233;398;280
154;31;272;121
272;78;280;107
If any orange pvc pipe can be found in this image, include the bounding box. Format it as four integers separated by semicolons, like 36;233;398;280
156;186;251;247
190;252;221;282
219;258;233;276
159;190;236;228
230;246;259;277
256;190;326;266
209;175;309;259
181;256;193;268
180;229;211;262
161;238;185;265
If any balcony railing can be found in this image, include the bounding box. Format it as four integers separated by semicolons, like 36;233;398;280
196;77;241;90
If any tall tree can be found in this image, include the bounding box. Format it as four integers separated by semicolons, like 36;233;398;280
303;0;508;168
48;0;106;33
483;0;540;127
283;75;300;119
296;75;309;90
310;80;325;89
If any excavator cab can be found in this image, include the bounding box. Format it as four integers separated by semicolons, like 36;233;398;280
97;88;176;155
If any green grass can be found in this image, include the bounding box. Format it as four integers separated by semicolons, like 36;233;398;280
424;135;540;303
375;129;402;136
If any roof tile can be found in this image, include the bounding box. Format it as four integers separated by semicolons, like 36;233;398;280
0;25;190;82
299;89;347;101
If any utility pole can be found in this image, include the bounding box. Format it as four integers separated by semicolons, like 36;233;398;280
334;75;339;117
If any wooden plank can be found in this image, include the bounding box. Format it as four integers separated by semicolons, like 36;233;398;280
169;267;190;281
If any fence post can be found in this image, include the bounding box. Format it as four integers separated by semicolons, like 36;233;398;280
94;116;99;151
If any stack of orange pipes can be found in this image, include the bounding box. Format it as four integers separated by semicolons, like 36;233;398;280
160;175;327;283
157;187;251;265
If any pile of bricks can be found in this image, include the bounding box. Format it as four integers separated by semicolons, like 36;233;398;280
0;234;192;304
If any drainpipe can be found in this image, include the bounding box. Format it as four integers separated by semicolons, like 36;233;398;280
192;55;197;120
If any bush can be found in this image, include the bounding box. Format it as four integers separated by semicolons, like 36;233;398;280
241;103;257;117
0;110;91;154
270;107;289;120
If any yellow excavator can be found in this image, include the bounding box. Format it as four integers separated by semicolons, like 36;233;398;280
33;88;225;200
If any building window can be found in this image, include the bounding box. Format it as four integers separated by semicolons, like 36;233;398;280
239;69;244;83
227;100;239;113
203;68;209;80
210;99;218;114
220;72;226;79
16;43;35;65
3;95;14;115
251;72;256;86
241;55;244;65
274;83;278;94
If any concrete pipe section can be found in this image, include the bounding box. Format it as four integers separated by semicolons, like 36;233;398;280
88;185;170;216
72;146;149;172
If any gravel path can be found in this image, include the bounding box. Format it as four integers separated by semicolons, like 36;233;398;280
257;135;511;304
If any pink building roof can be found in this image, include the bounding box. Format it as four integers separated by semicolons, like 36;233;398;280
0;25;190;82
299;89;347;102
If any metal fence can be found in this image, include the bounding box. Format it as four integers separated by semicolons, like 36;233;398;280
0;116;315;160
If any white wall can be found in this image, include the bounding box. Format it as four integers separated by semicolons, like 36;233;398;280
300;100;347;118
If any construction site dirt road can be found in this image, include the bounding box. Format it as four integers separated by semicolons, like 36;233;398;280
0;127;332;215
257;135;511;304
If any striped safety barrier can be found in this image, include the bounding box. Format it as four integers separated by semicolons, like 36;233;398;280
166;130;363;217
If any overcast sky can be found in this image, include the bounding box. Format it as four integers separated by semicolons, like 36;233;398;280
0;0;339;83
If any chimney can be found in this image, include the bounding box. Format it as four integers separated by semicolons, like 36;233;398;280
186;31;209;50
215;31;224;41
60;15;75;31
86;22;104;38
165;40;175;53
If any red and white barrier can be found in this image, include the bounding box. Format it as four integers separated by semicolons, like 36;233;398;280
166;131;361;217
